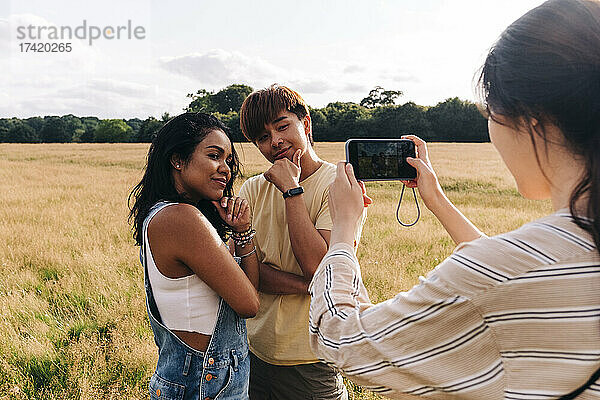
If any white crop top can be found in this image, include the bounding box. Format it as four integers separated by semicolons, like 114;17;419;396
144;203;220;335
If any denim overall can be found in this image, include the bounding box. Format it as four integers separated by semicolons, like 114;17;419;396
141;202;250;400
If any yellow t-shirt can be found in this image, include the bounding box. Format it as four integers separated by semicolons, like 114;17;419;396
240;161;360;365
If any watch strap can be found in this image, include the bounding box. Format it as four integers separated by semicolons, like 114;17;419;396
283;186;304;199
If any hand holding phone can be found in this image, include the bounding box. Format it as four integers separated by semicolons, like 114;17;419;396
399;135;445;211
345;136;445;227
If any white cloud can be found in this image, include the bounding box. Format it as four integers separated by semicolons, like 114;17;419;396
0;92;9;109
0;13;183;119
159;49;283;87
343;65;366;74
0;14;49;52
1;1;549;117
390;73;420;84
3;80;173;119
341;83;368;93
87;79;156;98
287;78;332;95
159;49;362;97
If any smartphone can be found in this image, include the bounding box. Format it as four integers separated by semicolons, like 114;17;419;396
345;138;417;181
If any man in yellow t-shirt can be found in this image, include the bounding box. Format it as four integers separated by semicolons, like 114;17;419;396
239;85;365;399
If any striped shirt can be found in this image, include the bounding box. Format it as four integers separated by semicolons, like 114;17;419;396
308;210;600;399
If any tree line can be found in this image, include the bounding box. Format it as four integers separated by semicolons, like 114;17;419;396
0;84;488;143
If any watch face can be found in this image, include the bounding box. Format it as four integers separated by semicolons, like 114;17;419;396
284;186;304;198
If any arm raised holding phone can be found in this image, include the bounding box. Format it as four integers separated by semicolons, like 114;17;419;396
308;160;495;397
400;135;485;245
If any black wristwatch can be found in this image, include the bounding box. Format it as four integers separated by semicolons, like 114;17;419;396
282;186;304;199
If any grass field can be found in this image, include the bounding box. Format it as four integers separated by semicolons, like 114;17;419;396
0;143;552;399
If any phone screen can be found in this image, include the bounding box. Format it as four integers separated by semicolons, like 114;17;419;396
346;139;416;181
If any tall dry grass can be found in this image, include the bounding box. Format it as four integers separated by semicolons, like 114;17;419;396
0;143;551;399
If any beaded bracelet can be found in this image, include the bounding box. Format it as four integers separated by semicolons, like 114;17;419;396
232;225;253;237
232;228;255;239
232;227;256;247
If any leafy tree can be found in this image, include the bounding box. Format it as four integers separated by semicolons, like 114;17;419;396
24;117;44;138
0;118;18;142
7;122;40;143
184;84;254;143
80;117;99;142
126;118;143;139
360;86;403;108
61;114;84;142
308;107;328;140
41;116;72;143
94;119;133;143
80;127;94;142
210;84;254;114
369;102;431;139
186;84;253;114
136;117;164;143
319;102;371;141
186;89;215;113
426;97;488;142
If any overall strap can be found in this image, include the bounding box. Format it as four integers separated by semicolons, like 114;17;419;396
142;201;175;234
141;201;178;327
141;232;164;326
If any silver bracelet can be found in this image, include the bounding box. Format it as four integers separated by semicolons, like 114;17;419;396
237;246;256;259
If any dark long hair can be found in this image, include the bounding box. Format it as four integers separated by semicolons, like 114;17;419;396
128;112;240;246
478;0;600;254
478;2;600;396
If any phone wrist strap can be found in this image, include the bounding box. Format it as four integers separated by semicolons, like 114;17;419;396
396;184;420;227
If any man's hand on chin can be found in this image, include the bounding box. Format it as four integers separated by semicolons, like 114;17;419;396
264;149;302;193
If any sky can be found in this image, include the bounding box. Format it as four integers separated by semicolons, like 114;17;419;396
0;0;546;119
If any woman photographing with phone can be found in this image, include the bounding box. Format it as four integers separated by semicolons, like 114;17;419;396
309;0;600;398
129;113;259;400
